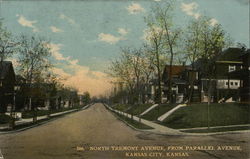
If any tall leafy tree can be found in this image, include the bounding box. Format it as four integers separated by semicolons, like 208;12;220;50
184;16;232;128
17;35;52;113
145;1;182;103
144;17;165;104
0;21;17;62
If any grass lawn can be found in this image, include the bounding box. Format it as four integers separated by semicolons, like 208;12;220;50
142;104;178;121
126;104;153;115
162;103;250;129
115;113;153;130
112;103;155;116
112;104;130;112
182;126;250;133
22;106;83;118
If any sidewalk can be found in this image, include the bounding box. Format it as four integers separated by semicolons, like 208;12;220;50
104;103;250;136
140;104;159;116
178;124;250;131
104;104;183;135
157;104;186;121
0;104;91;131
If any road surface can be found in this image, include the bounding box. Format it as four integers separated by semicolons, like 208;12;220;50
0;103;249;159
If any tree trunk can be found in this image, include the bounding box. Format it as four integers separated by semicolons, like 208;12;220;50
207;76;213;129
168;52;174;103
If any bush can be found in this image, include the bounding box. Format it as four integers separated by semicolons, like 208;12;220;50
0;114;11;124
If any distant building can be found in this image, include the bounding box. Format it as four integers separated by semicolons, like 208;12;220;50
0;61;15;113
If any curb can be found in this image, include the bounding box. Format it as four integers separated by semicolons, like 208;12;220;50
103;103;250;136
0;104;92;134
103;103;182;136
109;110;153;133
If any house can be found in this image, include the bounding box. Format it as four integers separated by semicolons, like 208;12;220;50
194;48;245;103
161;47;246;104
148;78;162;103
0;61;15;113
228;49;250;102
162;65;188;103
14;75;26;111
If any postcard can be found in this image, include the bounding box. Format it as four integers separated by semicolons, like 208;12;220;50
0;0;249;159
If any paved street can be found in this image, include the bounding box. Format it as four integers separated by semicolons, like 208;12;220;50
0;103;249;159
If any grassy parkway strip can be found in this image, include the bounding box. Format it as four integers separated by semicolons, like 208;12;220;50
0;104;92;132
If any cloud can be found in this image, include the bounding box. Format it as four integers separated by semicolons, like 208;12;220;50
180;2;201;19
98;27;129;44
46;43;79;66
52;63;112;97
126;3;145;14
51;67;71;79
98;33;122;44
46;43;112;96
46;43;70;61
59;13;76;25
68;59;79;65
16;15;39;32
50;26;64;33
118;28;129;36
209;18;219;26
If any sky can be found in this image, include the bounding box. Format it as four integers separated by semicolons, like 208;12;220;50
0;0;249;96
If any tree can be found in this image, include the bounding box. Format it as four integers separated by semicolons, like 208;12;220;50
82;91;91;105
0;21;17;62
144;18;165;104
184;16;233;104
184;18;204;103
43;73;60;110
17;35;51;121
109;46;155;104
184;16;232;128
145;1;181;103
109;48;139;104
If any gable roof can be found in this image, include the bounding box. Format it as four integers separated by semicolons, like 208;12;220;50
217;48;245;61
193;47;246;69
163;65;188;76
162;65;189;82
0;61;15;80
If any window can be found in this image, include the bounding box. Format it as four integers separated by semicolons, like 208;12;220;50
230;82;234;86
225;82;228;86
235;82;238;86
229;65;236;72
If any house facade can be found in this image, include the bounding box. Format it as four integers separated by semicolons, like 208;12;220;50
0;61;15;113
194;48;245;103
160;47;247;104
162;65;188;103
228;49;250;102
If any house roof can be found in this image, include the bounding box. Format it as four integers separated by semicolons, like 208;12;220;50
163;65;187;77
193;47;246;69
0;61;15;80
240;49;250;58
216;47;245;62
